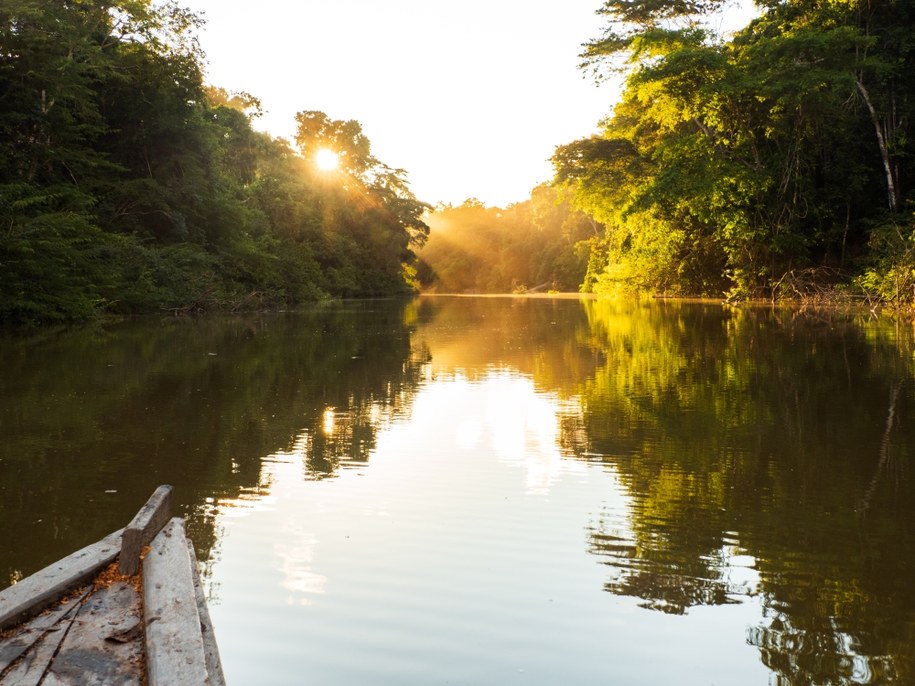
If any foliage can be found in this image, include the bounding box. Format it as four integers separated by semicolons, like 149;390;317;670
854;213;915;308
0;0;428;325
417;187;595;293
556;0;915;302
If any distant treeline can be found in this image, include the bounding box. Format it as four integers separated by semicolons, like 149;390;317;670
0;1;429;325
417;188;595;294
552;0;915;304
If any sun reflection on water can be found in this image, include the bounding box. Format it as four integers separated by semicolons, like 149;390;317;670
321;407;335;435
209;371;595;613
482;373;585;495
206;367;772;685
276;530;327;603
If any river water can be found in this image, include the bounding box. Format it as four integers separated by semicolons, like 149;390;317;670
2;296;914;684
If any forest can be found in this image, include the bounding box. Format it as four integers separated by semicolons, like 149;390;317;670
3;0;915;325
0;0;429;325
416;188;596;294
552;0;915;303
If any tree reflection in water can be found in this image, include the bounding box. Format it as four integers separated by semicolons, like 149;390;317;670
0;301;428;585
3;296;915;684
571;299;915;684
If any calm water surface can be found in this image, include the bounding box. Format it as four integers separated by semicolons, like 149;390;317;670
2;296;915;684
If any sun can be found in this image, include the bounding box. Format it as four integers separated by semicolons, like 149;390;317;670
315;148;340;171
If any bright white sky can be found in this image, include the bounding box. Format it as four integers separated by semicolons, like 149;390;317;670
180;1;756;208
179;0;617;208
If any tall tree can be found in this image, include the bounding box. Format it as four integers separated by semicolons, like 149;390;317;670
555;0;915;300
0;2;430;324
293;110;430;295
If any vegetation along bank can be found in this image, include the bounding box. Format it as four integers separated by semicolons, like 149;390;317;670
3;0;915;325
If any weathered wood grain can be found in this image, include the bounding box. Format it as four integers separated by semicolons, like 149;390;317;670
144;518;209;686
186;539;225;686
0;588;88;675
42;581;144;686
0;597;83;686
0;530;123;632
0;488;222;686
119;484;173;576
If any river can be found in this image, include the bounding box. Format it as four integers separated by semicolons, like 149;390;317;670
2;295;914;684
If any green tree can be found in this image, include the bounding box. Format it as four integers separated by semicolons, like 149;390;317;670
293;110;430;296
418;191;592;293
0;2;430;325
556;0;915;300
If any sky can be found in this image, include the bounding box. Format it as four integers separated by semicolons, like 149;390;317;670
179;0;618;208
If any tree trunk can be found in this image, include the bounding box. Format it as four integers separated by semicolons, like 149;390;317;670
855;77;900;213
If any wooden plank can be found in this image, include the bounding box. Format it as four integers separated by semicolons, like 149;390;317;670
0;599;82;686
143;518;209;686
0;530;123;632
186;539;225;686
0;588;88;674
119;485;173;576
42;581;144;686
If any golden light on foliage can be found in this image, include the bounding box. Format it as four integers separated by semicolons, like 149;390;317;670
315;148;340;171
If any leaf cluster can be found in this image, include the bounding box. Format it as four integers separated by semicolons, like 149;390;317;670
0;0;429;325
558;0;915;302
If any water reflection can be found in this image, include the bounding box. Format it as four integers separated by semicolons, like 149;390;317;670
0;301;426;584
3;296;915;684
207;366;635;685
571;299;915;683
